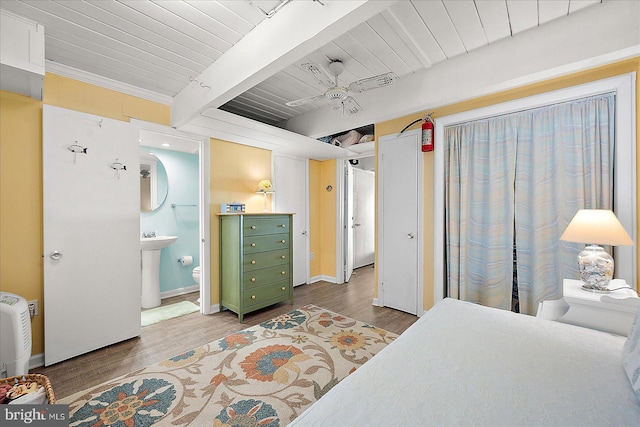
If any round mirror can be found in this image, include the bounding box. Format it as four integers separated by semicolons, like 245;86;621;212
140;150;168;212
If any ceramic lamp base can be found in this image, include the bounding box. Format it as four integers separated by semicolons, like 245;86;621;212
577;245;614;291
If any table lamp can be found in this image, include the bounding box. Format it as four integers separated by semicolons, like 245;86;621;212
560;209;633;292
256;179;274;212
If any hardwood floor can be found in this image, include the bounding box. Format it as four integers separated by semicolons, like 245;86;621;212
32;265;418;400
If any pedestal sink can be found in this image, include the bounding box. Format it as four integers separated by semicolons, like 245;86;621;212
140;236;177;309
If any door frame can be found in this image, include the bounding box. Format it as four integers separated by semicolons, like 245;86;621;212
344;161;354;283
273;153;310;286
336;154;375;284
376;129;424;313
131;120;212;314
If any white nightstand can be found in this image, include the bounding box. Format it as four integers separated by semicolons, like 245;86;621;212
537;279;639;336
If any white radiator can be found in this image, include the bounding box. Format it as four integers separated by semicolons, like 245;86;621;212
0;292;32;377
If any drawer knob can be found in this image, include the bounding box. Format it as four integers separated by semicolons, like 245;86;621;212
281;224;286;228
281;255;286;259
251;260;256;264
281;240;286;244
281;271;286;275
281;287;286;291
251;277;256;282
251;225;256;229
251;243;256;247
251;295;256;299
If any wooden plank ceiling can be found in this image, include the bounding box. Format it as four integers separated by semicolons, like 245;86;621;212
1;0;602;128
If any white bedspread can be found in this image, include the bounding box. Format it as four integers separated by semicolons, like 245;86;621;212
290;298;640;426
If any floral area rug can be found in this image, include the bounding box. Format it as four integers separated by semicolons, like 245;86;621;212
61;305;397;426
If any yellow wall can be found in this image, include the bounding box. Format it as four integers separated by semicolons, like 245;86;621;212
209;138;272;305
319;160;337;277
0;74;170;355
376;57;640;310
45;74;170;125
309;160;321;278
0;91;44;353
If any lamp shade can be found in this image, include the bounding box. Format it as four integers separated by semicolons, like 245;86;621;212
257;179;273;192
560;209;633;246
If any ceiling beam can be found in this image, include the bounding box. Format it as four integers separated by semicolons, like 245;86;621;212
283;0;640;138
171;0;397;128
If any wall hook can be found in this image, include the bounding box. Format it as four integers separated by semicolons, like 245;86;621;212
111;159;127;179
189;76;211;90
68;142;88;164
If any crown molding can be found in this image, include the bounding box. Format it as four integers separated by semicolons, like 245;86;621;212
45;60;172;105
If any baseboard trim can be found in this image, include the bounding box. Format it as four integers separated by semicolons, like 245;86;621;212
208;304;220;314
307;275;338;284
29;353;44;370
160;285;199;300
372;298;381;307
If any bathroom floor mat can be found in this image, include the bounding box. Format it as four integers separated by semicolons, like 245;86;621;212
141;301;199;327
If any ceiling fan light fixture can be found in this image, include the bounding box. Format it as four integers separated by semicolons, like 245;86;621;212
325;87;348;102
285;61;394;112
327;60;345;77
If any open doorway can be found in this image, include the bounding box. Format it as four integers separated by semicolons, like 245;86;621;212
134;121;211;316
343;156;375;283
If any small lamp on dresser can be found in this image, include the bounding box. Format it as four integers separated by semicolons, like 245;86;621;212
256;179;274;212
560;209;633;292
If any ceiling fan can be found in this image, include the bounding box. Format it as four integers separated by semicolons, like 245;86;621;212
285;60;397;115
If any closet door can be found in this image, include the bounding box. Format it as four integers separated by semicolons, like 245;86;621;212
378;131;422;315
274;155;309;286
43;106;140;365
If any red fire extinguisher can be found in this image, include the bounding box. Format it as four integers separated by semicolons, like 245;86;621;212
399;112;435;152
421;116;434;152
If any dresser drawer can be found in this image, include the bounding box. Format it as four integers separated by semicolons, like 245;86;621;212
244;281;290;307
243;217;290;236
244;264;290;288
244;249;289;271
244;234;289;254
219;213;293;322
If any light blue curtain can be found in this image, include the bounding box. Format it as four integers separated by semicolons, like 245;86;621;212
445;93;615;314
445;117;517;309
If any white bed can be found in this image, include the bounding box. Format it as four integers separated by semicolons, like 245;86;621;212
290;298;640;426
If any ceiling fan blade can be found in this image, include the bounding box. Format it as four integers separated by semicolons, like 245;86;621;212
299;62;335;88
285;93;326;107
347;72;398;93
343;96;363;115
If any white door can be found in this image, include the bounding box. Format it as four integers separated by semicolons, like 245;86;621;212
344;163;354;282
274;155;308;286
353;167;375;268
378;131;421;315
43;106;141;366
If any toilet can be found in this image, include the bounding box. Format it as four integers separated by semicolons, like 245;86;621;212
192;266;201;305
192;266;200;285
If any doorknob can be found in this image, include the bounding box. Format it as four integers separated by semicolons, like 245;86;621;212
407;233;414;239
50;251;63;260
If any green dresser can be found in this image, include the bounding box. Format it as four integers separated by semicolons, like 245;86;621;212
219;213;293;322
